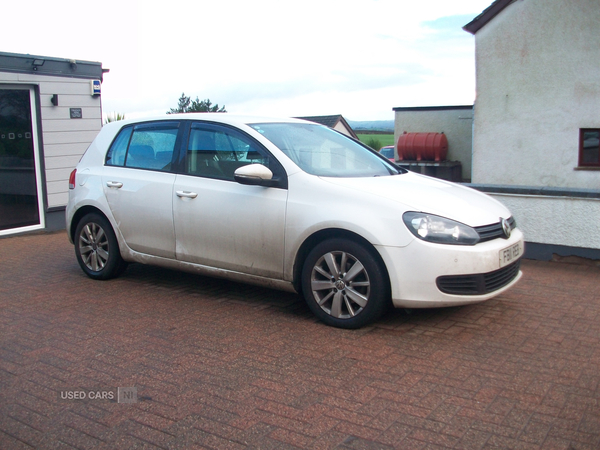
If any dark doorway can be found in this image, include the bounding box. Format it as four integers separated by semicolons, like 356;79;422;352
0;88;40;231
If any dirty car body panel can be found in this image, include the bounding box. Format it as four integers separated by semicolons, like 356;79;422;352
67;114;524;328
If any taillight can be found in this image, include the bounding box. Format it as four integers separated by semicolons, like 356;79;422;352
69;169;77;189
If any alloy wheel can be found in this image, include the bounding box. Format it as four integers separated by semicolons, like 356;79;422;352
310;250;371;319
78;222;110;272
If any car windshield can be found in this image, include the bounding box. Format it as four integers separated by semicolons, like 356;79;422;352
249;122;402;177
380;147;394;158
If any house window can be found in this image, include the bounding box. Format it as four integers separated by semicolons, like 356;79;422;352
579;129;600;167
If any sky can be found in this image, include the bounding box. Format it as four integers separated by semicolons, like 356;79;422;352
1;0;492;121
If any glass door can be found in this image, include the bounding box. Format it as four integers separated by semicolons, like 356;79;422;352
0;87;43;232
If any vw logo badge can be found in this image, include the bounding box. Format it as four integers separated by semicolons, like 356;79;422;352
501;218;511;239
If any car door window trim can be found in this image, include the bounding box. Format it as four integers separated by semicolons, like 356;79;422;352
180;120;288;189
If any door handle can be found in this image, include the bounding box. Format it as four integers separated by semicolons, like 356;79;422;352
106;181;123;188
176;190;198;199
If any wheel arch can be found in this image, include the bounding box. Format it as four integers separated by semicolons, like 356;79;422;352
292;228;391;297
69;206;110;243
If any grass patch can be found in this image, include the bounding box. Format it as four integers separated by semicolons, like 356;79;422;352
357;133;394;150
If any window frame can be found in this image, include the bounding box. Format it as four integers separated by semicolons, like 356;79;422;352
579;128;600;168
105;121;181;172
180;121;288;188
104;125;133;167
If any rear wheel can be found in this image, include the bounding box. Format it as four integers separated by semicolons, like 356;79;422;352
74;213;127;280
301;239;389;329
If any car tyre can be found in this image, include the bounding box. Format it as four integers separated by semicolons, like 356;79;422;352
301;239;389;329
74;213;127;280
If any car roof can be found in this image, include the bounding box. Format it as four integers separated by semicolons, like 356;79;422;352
106;114;312;129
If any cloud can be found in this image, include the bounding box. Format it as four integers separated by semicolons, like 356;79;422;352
1;0;492;120
422;14;477;33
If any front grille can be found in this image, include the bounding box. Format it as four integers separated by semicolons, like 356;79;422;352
436;260;521;295
475;216;516;242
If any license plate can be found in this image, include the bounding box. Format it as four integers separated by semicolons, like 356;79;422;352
500;241;522;268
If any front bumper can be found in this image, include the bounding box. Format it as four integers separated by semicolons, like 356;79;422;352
376;229;525;308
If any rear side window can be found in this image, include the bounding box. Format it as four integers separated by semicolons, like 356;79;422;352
105;122;179;171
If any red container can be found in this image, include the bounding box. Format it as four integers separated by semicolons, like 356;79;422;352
396;132;448;161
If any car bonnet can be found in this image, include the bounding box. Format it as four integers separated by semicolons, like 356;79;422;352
320;172;512;227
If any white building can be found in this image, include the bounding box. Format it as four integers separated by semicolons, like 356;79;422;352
0;52;105;236
464;0;600;260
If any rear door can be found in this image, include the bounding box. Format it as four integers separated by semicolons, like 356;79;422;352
102;121;180;259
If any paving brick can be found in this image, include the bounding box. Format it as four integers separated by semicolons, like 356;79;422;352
414;423;458;447
1;232;600;449
339;435;395;449
0;414;43;448
269;428;314;448
333;421;381;441
307;429;349;450
453;428;490;450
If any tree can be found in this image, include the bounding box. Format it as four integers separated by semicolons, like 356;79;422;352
366;137;382;151
104;112;125;124
167;93;226;114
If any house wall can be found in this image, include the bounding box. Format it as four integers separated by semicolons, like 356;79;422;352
0;69;102;230
332;122;352;137
393;106;473;181
488;192;600;253
472;0;600;188
470;0;600;256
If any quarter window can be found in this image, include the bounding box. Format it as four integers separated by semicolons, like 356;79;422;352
105;126;132;166
579;129;600;167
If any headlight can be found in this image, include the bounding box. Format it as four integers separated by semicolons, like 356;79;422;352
403;212;480;245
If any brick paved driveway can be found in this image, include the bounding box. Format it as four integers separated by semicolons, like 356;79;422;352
1;231;599;449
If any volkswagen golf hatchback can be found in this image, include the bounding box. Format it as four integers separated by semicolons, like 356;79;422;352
67;114;524;328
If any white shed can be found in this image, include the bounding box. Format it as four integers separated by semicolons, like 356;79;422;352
0;52;105;236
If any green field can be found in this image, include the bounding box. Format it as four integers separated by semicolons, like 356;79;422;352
356;133;394;150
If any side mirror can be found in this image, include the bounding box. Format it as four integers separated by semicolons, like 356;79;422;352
234;164;279;187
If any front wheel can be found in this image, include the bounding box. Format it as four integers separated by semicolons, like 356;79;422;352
301;239;389;329
74;213;127;280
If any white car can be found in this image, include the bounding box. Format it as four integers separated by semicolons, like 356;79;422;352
66;114;524;328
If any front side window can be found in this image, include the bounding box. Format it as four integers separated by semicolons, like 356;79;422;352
105;122;178;171
249;123;401;177
185;123;275;181
579;129;600;167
